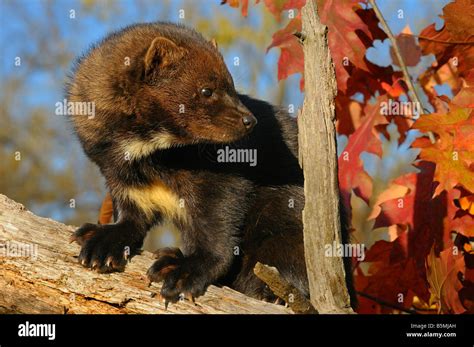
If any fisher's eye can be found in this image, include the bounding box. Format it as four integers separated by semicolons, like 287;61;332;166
201;88;213;97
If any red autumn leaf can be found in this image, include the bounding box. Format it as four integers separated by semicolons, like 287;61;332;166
449;189;474;238
419;0;474;81
354;268;383;313
443;0;474;41
338;96;388;213
357;164;444;310
426;246;467;314
317;1;394;93
373;162;447;287
452;87;474;108
456;194;474;215
323;4;403;137
345;63;404;106
267;16;304;89
376;169;474;239
221;0;251;17
317;0;368;90
335;93;363;135
374;162;436;229
380;186;472;271
346;7;403;101
364;240;395;263
419;61;463;114
263;0;305;20
389;26;422;67
412;106;474;196
381;78;406;98
419;24;473;66
355;296;383;314
368;183;410;222
335;64;409;141
358;255;428;312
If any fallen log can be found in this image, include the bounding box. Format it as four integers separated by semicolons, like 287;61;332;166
0;194;291;314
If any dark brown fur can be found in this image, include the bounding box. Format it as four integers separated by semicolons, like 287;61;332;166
67;22;310;303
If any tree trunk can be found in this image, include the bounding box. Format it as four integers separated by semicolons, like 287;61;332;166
299;0;353;313
0;194;291;314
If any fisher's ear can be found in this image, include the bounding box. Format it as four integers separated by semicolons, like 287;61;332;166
210;38;218;50
144;37;187;76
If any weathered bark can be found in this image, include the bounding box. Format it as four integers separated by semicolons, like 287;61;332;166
254;262;317;314
298;0;353;313
0;194;291;314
